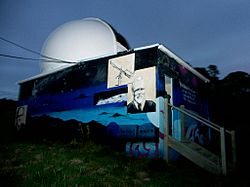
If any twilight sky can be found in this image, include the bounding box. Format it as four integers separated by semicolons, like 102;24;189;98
0;0;250;100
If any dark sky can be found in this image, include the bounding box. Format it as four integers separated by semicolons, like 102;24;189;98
0;0;250;100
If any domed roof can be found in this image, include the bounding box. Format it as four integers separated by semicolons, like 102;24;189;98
40;17;129;73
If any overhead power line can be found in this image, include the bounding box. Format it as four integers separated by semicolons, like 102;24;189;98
0;36;76;64
0;53;73;63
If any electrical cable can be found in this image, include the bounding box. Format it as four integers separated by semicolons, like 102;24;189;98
0;53;73;63
0;36;76;64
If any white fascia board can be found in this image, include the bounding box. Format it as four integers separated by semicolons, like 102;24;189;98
158;44;210;83
134;43;160;51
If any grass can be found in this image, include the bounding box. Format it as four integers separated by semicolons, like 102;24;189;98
1;139;248;187
1;99;249;186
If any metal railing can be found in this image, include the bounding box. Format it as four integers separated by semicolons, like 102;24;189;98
164;98;236;175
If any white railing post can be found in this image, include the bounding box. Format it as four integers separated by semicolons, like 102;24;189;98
220;127;227;175
164;95;170;162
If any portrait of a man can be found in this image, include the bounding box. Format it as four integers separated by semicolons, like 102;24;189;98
127;76;156;114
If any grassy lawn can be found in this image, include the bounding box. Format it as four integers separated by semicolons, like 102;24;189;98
0;140;246;187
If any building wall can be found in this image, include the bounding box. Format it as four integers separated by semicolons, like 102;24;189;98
16;46;210;159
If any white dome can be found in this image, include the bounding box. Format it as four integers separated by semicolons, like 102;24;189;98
40;17;127;73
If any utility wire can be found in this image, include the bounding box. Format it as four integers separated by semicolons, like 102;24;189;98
0;53;72;63
0;36;76;64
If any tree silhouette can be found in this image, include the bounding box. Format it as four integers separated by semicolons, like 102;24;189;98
195;65;219;81
207;65;219;79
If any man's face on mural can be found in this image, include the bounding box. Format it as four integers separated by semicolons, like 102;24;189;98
132;76;145;105
134;88;145;104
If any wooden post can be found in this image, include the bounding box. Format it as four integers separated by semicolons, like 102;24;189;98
231;130;237;170
220;127;227;175
164;96;170;162
180;105;185;142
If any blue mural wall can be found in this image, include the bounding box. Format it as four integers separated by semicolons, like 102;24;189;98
18;47;160;138
17;46;210;159
158;50;210;146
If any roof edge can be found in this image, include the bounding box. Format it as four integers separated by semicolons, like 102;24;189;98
158;44;210;83
18;43;209;84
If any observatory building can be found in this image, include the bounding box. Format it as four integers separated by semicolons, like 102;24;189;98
16;18;232;175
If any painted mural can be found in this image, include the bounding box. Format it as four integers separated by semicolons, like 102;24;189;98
17;47;160;143
107;53;135;88
16;45;210;159
127;67;156;114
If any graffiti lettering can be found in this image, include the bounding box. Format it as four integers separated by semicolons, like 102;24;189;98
186;124;209;146
126;142;159;158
